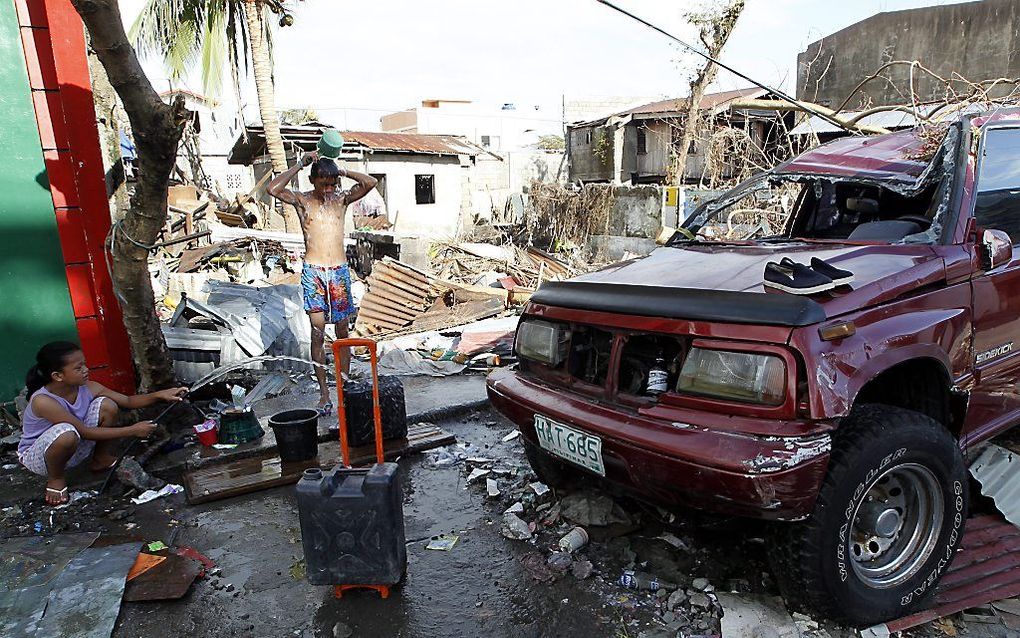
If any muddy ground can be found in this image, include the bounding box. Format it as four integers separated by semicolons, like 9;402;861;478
1;407;1015;638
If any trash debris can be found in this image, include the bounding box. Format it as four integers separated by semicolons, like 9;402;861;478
618;569;676;592
659;533;690;552
486;478;501;498
716;592;800;638
132;484;184;505
504;502;524;515
501;512;533;540
960;605;999;623
467;468;490;484
146;540;169;552
546;551;573;573
127;553;168;581
426;535;460;551
529;481;551;497
501;430;521;443
571;559;593;580
117;456;166;492
558;526;589;553
561;491;631;526
520;551;557;582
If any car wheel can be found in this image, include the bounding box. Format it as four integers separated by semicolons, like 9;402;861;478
772;404;968;626
522;440;577;489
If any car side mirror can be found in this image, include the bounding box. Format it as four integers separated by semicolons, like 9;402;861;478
980;229;1013;270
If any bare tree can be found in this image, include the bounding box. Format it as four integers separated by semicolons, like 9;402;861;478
70;0;188;389
668;0;745;185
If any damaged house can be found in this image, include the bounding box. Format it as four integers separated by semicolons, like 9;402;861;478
228;124;497;239
567;88;794;186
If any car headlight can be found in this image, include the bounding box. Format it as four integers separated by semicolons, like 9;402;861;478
677;347;786;405
515;320;569;366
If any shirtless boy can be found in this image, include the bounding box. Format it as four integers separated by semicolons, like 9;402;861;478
267;153;377;412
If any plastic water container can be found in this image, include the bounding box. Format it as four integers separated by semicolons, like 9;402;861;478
317;129;345;159
339;376;407;448
296;338;407;595
296;464;406;586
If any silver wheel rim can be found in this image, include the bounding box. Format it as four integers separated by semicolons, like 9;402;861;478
848;462;944;588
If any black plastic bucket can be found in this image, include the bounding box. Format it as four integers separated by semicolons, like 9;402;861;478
269;408;319;462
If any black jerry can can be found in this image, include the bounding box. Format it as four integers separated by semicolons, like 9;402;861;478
296;464;406;585
339;375;408;448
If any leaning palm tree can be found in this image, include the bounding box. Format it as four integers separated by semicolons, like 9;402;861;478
131;0;299;230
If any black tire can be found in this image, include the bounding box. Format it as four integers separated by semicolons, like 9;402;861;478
522;440;577;489
772;404;968;626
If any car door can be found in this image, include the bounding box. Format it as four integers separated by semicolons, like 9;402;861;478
967;126;1020;442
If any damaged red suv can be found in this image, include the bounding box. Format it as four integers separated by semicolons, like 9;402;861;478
488;109;1020;625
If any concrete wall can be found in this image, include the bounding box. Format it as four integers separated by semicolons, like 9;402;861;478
607;185;662;239
797;0;1020;108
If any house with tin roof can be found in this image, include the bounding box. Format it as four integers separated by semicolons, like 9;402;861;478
229;124;499;242
566;87;794;185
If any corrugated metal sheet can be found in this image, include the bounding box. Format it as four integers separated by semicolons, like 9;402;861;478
343;131;482;156
574;87;770;127
165;281;311;382
228;123;485;164
970;444;1020;527
878;514;1020;633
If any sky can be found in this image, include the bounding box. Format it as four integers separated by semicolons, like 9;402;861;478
119;0;968;131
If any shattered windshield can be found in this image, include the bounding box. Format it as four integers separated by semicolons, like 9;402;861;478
672;124;961;246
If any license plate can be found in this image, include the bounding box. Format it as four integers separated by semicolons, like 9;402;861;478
533;414;605;476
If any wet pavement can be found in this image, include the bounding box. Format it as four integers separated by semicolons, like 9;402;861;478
2;407;1018;637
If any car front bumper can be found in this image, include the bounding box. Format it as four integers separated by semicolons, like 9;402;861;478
487;369;832;521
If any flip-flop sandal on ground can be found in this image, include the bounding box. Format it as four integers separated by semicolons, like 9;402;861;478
45;486;69;506
317;402;333;416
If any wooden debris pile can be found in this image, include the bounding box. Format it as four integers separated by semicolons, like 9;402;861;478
428;242;576;289
354;255;537;338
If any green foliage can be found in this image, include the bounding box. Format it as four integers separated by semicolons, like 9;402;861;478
280;107;319;125
535;134;565;151
130;0;274;97
593;128;613;167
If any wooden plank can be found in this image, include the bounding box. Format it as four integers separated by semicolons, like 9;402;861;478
357;308;407;329
184;423;456;504
380;258;433;285
410;297;505;332
372;271;431;298
370;285;427;311
366;277;425;306
361;293;419;319
375;262;432;292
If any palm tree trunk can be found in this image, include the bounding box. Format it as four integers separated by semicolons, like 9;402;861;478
243;0;300;232
71;0;186;390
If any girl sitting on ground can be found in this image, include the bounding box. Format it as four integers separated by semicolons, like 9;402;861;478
18;341;187;506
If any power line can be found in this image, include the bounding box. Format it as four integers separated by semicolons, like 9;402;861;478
593;0;860;135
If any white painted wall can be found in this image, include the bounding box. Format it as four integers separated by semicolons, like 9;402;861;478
337;154;467;240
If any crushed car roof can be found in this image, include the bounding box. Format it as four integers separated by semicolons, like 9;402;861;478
775;128;930;183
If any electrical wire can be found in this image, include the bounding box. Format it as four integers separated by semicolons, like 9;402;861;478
593;0;862;135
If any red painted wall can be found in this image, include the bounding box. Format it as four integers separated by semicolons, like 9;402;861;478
15;0;135;393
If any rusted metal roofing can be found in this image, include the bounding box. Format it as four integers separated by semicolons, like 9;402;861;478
774;128;930;183
342;131;482;156
619;87;769;117
874;514;1020;633
573;87;771;127
228;124;486;164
